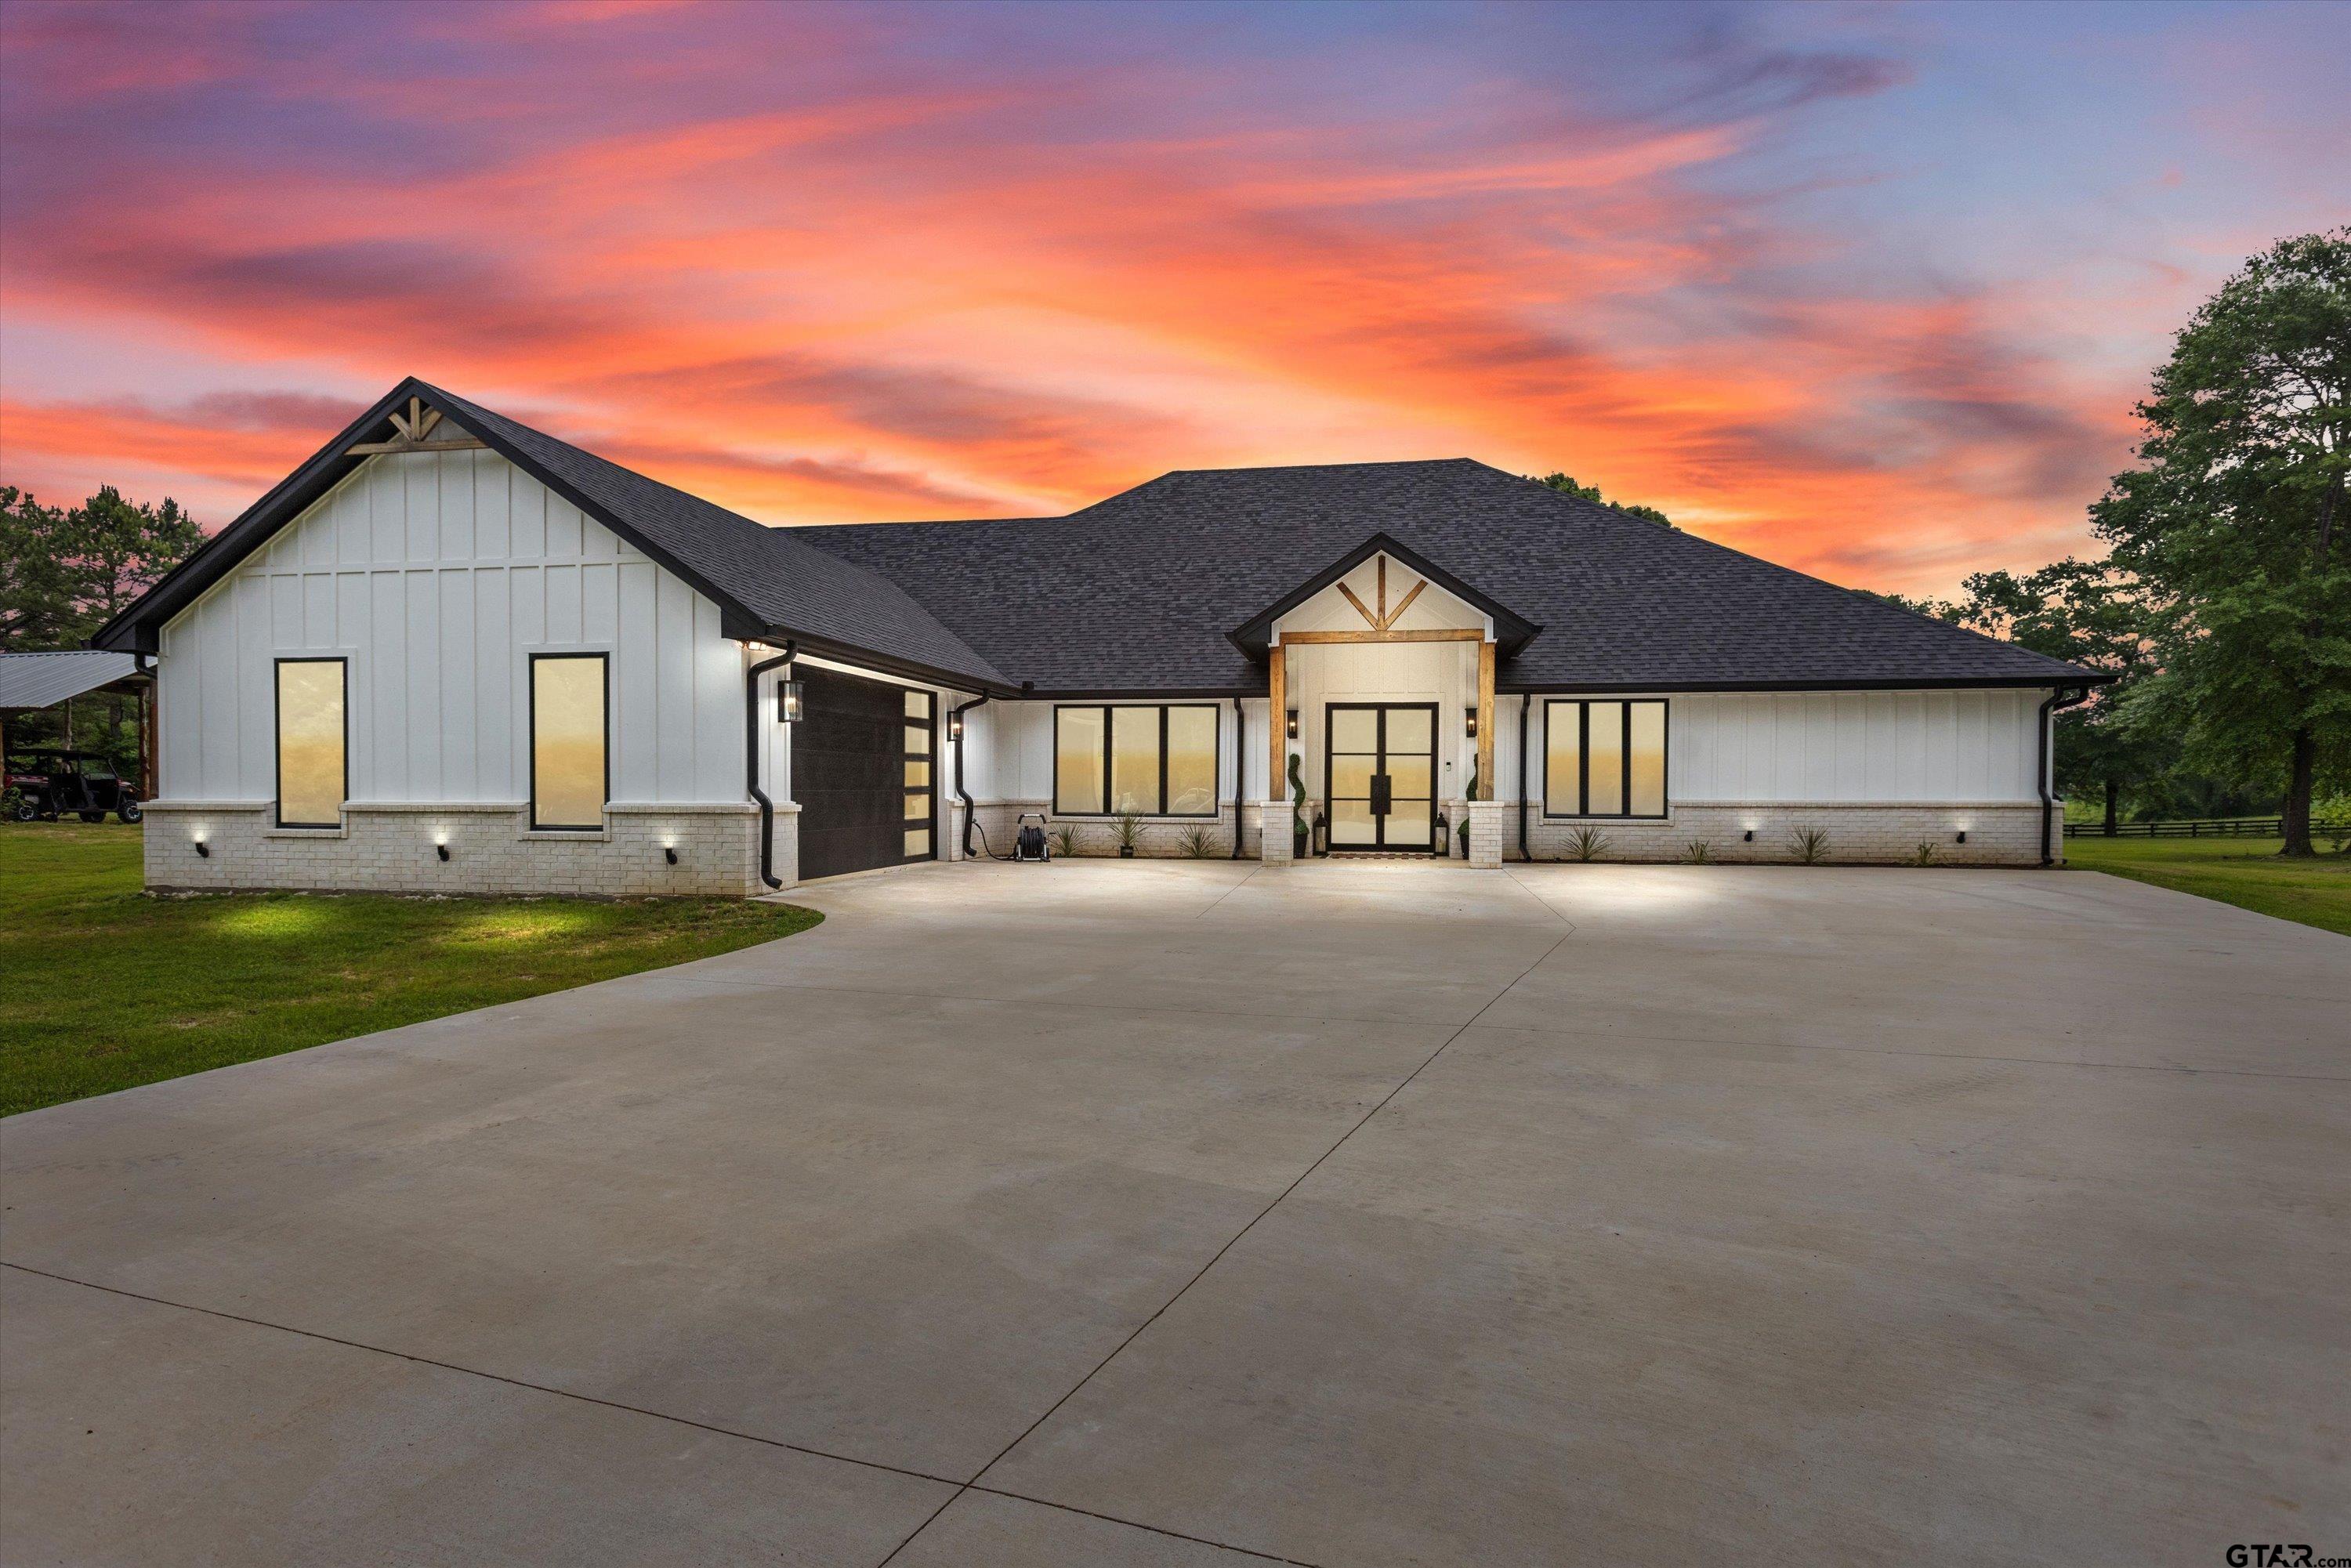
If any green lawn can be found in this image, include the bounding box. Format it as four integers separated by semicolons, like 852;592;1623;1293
2064;833;2351;937
0;824;819;1117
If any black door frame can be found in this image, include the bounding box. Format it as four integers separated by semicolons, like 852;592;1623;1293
1324;701;1439;854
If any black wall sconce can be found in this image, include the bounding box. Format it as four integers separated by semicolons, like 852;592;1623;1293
1464;705;1480;740
1955;830;1968;844
665;846;679;865
193;837;211;859
436;843;451;862
1285;708;1300;741
947;710;964;743
779;677;804;723
1743;829;1754;842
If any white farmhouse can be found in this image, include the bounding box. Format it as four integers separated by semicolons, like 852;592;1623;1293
92;380;2103;893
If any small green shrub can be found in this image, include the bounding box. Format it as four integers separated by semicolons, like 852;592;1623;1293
1114;812;1143;853
1567;825;1610;862
1911;842;1940;867
1049;824;1079;858
1680;839;1712;864
1178;824;1215;858
1789;827;1831;864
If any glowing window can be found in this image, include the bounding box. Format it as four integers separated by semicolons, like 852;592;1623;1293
1054;707;1106;814
1109;707;1161;815
531;654;607;830
1544;699;1668;818
275;658;346;828
1165;706;1218;816
1052;704;1221;817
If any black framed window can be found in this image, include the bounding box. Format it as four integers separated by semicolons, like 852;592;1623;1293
274;657;346;828
1544;699;1668;818
530;653;608;831
1052;704;1219;817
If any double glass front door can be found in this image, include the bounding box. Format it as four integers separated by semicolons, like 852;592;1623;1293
1326;703;1436;852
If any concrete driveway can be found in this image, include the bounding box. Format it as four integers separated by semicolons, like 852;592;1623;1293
4;859;2345;1566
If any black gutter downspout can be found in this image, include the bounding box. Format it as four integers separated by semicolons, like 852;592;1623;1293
2038;685;2091;867
1232;696;1248;858
746;640;795;890
1516;693;1531;862
951;693;989;858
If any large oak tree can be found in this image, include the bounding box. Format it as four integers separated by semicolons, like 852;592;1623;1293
2093;230;2351;856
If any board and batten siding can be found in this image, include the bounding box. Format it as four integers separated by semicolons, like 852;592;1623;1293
157;446;744;806
1653;688;2041;805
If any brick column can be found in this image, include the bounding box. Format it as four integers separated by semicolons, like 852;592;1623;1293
1259;800;1295;863
1466;798;1506;868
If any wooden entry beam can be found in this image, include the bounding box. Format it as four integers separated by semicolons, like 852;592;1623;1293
1476;639;1496;799
1277;628;1483;646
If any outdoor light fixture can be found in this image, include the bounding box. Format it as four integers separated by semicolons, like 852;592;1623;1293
1955;830;1968;844
1286;708;1300;740
437;843;451;862
779;678;804;724
665;846;679;865
1743;829;1754;842
192;832;210;859
1464;705;1480;740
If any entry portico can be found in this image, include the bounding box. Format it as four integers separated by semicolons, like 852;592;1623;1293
1250;536;1512;864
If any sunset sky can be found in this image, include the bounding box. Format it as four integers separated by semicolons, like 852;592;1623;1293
2;0;2343;596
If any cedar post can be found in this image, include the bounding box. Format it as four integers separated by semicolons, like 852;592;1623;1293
1475;639;1495;800
1267;639;1286;801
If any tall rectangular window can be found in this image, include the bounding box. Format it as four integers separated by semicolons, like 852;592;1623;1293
275;657;346;828
1543;699;1668;818
1165;706;1218;816
1109;706;1162;815
531;654;607;831
1054;706;1106;815
1053;704;1220;817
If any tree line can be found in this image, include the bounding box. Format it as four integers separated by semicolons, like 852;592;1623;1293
1;484;204;769
1864;230;2347;856
4;234;2344;850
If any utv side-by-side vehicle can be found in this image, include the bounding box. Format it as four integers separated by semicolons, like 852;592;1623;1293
4;748;143;824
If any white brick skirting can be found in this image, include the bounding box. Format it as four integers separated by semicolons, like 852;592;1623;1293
1515;802;2047;866
142;800;763;896
951;799;1265;861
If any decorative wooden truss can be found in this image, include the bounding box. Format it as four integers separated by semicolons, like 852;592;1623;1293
1335;556;1429;632
345;396;487;456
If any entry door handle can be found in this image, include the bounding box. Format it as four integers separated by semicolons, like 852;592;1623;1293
1370;773;1392;813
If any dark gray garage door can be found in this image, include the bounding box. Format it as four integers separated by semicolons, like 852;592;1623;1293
795;666;935;880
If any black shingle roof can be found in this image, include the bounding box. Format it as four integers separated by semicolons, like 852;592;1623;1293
799;458;2098;693
419;385;1006;686
97;384;2098;697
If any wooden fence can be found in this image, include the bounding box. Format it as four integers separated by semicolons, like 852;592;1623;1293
2066;816;2351;839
